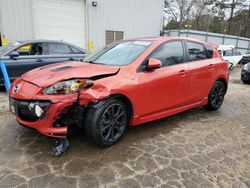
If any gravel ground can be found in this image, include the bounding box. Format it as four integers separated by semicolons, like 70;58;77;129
0;67;249;188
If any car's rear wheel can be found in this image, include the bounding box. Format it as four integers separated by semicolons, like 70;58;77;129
85;98;128;147
205;81;226;111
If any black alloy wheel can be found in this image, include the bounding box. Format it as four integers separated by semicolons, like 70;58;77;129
205;81;226;111
211;83;224;108
85;98;128;147
100;104;127;142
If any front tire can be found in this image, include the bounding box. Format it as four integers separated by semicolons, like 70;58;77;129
205;81;226;111
85;98;128;147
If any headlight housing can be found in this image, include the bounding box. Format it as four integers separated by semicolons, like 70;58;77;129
43;79;93;95
243;64;248;71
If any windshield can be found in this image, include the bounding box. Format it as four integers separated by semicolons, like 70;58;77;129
84;41;153;66
0;42;20;56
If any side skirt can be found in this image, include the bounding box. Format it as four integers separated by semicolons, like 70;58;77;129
130;98;208;126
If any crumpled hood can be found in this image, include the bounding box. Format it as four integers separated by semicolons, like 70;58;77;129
21;61;120;87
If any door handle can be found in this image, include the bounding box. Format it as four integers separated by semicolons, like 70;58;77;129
36;59;44;62
209;64;214;69
179;70;187;76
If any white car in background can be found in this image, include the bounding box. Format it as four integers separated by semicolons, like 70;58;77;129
218;45;243;67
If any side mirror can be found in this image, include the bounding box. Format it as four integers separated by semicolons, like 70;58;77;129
147;58;162;70
9;51;19;59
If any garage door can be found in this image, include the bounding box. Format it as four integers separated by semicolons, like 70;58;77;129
31;0;86;48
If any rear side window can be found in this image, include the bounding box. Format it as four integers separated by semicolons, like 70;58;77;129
187;41;206;61
234;51;241;55
150;41;184;66
47;43;72;55
70;47;84;54
205;45;213;58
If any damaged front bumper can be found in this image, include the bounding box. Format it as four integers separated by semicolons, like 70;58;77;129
9;77;113;139
9;78;88;138
9;96;81;138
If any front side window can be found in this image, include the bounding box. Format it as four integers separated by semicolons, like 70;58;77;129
187;41;206;61
16;44;32;56
150;41;185;66
29;43;44;55
8;43;44;56
47;43;72;55
84;41;153;66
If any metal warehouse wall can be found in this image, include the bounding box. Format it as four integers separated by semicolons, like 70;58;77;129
87;0;164;50
31;0;86;48
0;0;34;42
164;29;250;53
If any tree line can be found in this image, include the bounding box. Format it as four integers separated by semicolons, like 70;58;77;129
164;0;250;38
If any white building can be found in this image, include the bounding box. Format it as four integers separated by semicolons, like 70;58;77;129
0;0;164;51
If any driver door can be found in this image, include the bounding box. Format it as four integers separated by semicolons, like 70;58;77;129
2;43;46;82
136;40;190;117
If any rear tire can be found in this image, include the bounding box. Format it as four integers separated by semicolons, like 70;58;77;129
205;81;226;111
85;98;128;147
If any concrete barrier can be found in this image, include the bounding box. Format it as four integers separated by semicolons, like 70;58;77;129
0;61;11;92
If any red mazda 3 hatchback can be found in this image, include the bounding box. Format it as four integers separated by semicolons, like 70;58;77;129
9;37;229;148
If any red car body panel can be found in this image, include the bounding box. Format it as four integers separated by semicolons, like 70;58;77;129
21;61;120;87
9;37;229;138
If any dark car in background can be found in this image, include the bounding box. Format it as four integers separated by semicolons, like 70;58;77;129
241;63;250;84
0;40;89;86
238;53;250;65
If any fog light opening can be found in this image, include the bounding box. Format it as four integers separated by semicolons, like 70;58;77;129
35;105;43;117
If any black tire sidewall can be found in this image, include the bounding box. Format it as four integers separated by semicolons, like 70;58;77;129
206;81;226;111
85;98;128;147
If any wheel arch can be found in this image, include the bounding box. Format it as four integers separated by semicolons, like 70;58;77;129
216;77;228;92
107;94;134;119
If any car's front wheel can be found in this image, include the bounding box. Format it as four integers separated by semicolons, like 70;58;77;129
205;81;226;111
85;98;128;147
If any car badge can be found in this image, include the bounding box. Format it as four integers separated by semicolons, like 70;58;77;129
12;85;19;94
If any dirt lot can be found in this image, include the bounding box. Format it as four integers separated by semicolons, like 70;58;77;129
0;67;249;188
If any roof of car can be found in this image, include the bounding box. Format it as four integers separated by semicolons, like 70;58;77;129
18;39;72;44
133;36;217;47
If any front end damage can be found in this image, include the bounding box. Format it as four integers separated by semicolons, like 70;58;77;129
10;88;105;156
50;83;113;137
10;95;81;138
9;73;117;156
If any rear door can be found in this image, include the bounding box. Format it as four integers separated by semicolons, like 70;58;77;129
137;40;190;116
186;41;215;104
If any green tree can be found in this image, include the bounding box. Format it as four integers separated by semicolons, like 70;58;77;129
215;0;247;34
